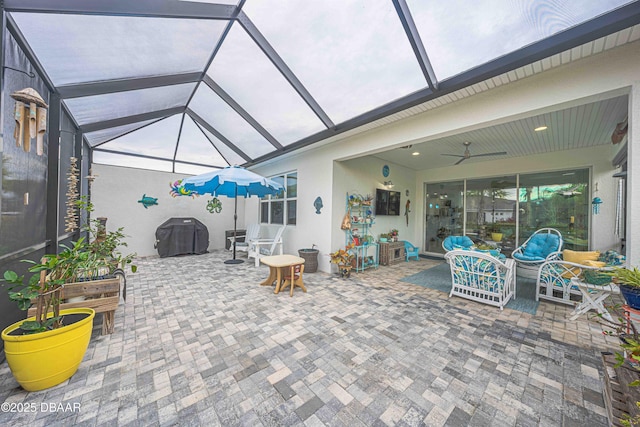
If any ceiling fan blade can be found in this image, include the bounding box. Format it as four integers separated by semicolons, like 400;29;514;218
441;154;465;158
454;157;467;165
470;151;507;158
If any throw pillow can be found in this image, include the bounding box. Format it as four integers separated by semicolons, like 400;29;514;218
582;260;607;268
563;250;600;264
561;250;601;278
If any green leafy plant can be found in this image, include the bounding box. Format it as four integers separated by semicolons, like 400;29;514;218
621;402;640;426
610;267;640;288
488;224;501;233
76;197;137;274
348;194;363;207
475;243;495;251
589;298;640;425
590;298;640;372
2;198;136;333
3;239;103;333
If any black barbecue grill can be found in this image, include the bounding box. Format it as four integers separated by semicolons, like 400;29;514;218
155;218;209;258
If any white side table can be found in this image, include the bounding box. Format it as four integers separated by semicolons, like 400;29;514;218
569;277;619;322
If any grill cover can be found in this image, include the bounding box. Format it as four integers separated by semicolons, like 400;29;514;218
155;218;209;258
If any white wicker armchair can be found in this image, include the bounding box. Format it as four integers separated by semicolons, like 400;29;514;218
536;251;617;305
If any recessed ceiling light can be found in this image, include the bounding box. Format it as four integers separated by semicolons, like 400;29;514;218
534;126;548;132
412;152;420;156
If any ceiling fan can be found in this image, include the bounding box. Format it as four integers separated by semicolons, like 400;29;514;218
441;141;507;165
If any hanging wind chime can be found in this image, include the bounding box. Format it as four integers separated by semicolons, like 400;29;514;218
65;157;80;233
592;197;603;215
10;87;48;155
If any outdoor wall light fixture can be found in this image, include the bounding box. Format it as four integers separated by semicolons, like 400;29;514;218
384;180;394;188
534;126;548;131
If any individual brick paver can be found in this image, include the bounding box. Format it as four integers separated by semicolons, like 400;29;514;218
0;250;618;426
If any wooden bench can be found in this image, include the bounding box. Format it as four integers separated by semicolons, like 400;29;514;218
27;275;122;335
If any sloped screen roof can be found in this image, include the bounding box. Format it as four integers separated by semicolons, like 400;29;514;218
4;0;639;174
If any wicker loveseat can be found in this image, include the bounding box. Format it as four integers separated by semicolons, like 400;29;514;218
445;249;516;310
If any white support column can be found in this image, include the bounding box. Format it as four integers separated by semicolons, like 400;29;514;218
628;82;640;266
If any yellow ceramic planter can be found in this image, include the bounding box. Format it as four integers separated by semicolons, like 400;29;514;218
1;308;95;391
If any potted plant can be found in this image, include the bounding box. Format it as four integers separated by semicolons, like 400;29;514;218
489;225;503;242
379;233;389;243
329;244;355;278
1;239;97;391
1;198;137;391
362;194;373;206
348;194;362;208
611;267;640;310
589;300;640;425
473;243;501;258
78;197;137;273
390;229;399;242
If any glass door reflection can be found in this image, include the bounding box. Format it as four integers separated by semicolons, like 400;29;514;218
425;181;464;254
464;175;517;254
518;169;589;251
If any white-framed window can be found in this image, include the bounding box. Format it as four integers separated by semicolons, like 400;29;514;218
260;171;297;225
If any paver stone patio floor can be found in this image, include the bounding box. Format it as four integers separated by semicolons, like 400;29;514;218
0;250;622;426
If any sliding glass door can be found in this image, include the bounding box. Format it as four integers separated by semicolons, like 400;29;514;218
424;168;590;255
425;181;464;254
465;175;518;254
518;169;589;251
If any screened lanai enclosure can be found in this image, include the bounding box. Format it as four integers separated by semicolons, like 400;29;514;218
3;1;639;173
1;1;640;351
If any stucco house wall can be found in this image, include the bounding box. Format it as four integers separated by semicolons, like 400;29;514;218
91;164;245;258
91;41;639;270
248;40;640;270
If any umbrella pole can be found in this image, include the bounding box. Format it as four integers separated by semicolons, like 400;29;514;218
225;186;244;264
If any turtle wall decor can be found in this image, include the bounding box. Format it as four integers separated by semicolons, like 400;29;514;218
138;194;158;209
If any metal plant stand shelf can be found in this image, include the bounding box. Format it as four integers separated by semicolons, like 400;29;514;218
344;193;379;272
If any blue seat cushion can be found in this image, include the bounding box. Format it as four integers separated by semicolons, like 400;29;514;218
520;233;560;259
443;235;474;251
512;253;545;262
451;255;502;293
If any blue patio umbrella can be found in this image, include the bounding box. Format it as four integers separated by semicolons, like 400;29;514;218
182;166;284;264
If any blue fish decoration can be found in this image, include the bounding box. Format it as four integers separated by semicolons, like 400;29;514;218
314;196;323;214
138;194;158;209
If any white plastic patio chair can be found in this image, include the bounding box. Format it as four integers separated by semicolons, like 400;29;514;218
248;225;286;267
231;223;261;254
